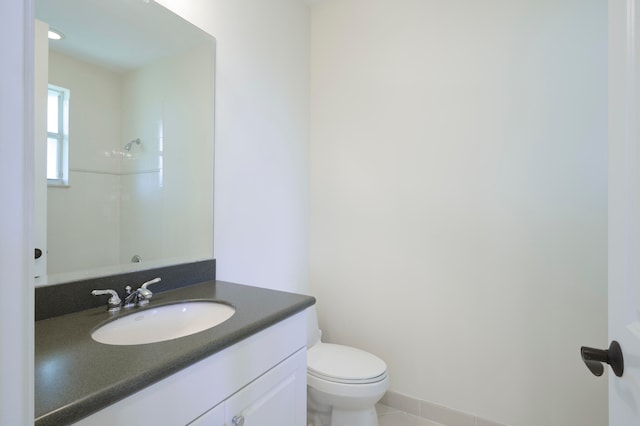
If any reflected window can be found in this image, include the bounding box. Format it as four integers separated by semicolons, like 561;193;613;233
47;85;69;185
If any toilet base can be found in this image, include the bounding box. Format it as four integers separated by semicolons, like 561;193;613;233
307;406;379;426
307;384;383;426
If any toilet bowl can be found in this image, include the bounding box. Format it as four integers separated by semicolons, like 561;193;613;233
306;307;388;426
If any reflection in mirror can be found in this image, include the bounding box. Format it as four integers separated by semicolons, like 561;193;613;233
34;0;215;286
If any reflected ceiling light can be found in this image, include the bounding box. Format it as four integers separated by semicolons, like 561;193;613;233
48;29;64;40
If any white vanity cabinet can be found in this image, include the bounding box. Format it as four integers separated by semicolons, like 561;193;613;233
190;404;224;425
191;348;306;425
224;349;305;426
73;311;307;426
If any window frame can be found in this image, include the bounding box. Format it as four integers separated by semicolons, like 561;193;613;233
47;84;69;186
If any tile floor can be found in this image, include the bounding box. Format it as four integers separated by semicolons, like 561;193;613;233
376;404;444;426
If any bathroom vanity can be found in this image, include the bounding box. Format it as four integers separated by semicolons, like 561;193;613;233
35;275;314;425
31;0;313;422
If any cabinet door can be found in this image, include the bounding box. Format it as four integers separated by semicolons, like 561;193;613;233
225;349;306;426
188;402;224;426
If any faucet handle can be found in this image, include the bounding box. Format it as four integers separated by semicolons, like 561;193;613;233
141;277;161;290
91;289;122;312
136;277;161;306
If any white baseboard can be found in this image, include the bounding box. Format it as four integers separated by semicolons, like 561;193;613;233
380;390;509;426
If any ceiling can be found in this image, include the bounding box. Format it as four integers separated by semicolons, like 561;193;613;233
35;0;213;73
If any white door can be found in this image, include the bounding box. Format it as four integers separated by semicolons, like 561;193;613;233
608;1;640;424
34;19;48;281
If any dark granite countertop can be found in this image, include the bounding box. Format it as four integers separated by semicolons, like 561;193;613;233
35;280;315;426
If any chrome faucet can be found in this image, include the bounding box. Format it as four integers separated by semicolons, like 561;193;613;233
123;277;161;308
91;289;122;312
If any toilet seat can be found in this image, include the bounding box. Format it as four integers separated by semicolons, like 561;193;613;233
307;343;387;384
308;369;387;385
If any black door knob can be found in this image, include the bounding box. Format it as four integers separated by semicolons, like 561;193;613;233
34;248;42;259
581;340;624;377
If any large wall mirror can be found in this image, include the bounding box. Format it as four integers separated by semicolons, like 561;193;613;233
34;0;215;286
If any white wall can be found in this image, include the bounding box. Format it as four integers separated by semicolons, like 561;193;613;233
0;0;33;423
310;1;607;425
156;0;311;294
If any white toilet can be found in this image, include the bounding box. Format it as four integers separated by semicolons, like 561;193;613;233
306;306;389;426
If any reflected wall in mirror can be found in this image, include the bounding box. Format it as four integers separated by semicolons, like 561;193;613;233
34;0;215;286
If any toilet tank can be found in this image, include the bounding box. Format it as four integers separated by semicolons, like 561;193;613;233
306;305;321;347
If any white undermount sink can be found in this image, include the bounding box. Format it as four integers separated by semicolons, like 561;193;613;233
91;301;236;345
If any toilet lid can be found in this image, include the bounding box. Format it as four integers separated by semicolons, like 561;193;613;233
307;343;387;383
